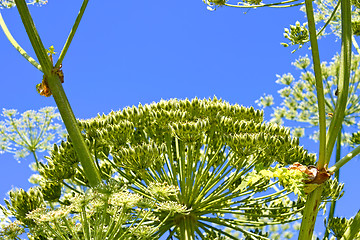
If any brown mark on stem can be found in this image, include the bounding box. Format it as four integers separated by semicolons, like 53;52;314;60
288;162;332;194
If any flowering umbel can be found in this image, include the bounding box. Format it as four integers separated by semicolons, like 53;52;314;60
37;97;323;239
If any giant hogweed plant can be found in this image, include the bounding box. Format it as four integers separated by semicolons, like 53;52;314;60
205;0;360;239
0;1;354;240
2;97;342;239
253;0;360;237
257;53;360;238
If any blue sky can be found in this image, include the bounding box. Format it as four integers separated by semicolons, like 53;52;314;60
0;0;359;238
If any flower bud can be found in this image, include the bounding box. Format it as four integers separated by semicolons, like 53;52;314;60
40;181;62;202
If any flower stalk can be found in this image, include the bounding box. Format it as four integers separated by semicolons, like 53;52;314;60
0;11;42;71
325;0;352;164
299;0;352;237
14;0;101;187
304;0;326;169
328;144;360;174
55;0;89;68
298;0;327;237
325;130;342;238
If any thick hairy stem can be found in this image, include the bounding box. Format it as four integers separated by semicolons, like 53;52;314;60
14;0;102;187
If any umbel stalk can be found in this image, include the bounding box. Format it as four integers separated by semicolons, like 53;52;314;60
14;0;102;187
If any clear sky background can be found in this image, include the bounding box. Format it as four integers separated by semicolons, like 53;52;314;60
0;0;359;238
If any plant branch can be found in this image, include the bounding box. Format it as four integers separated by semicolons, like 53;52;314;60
304;0;326;168
305;0;326;169
31;150;41;170
325;0;352;164
325;129;342;239
352;36;360;55
13;0;52;74
0;11;42;71
315;0;341;39
14;0;102;187
298;0;327;237
328;143;360;174
55;0;89;68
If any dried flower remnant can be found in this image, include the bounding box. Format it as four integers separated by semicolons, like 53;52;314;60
37;46;64;97
36;64;64;97
288;162;331;194
36;79;52;97
287;162;317;182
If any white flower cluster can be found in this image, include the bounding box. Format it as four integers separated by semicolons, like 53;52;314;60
0;0;48;9
0;107;65;161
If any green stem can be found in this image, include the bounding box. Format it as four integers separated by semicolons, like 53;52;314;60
327;143;360;174
298;0;327;238
299;0;352;237
80;205;91;240
14;0;102;187
352;36;360;55
304;0;327;169
13;0;52;74
315;0;341;39
178;213;196;240
325;129;342;239
62;181;82;194
0;11;42;71
8;115;31;149
31;150;40;170
298;185;324;239
55;0;89;68
341;209;360;240
325;0;352;164
47;77;101;188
